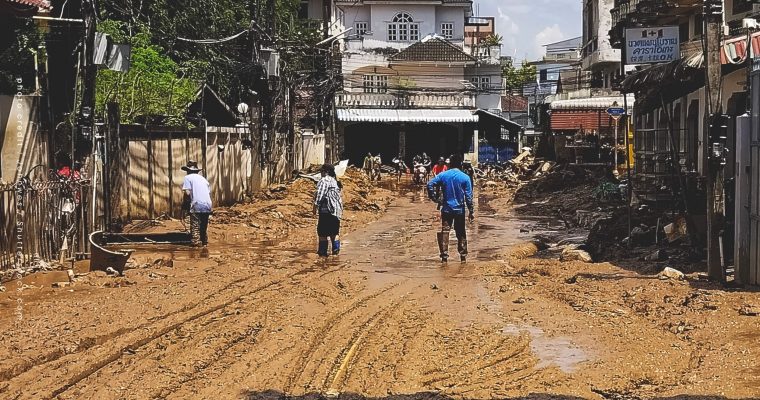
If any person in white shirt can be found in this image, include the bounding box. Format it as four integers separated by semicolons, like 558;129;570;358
181;161;212;247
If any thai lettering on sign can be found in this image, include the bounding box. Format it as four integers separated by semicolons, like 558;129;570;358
625;26;680;65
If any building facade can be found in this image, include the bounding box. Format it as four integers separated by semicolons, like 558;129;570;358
334;0;515;166
541;0;631;165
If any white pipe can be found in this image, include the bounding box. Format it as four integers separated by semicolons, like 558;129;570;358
33;16;83;23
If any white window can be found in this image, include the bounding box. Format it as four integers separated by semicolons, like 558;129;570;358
469;76;491;90
354;21;369;36
480;76;491;90
388;12;419;42
441;22;454;39
363;75;388;93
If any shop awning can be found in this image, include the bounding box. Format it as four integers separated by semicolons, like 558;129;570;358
474;109;522;132
549;95;635;110
336;108;479;123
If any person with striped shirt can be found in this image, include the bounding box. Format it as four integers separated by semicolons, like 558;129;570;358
313;164;344;257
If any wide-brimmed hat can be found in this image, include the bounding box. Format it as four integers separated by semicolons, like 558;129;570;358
181;160;202;172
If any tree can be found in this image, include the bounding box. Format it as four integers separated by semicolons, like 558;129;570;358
0;16;42;95
481;34;503;48
96;21;197;125
502;60;537;93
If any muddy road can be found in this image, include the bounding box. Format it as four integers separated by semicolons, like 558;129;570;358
2;180;760;399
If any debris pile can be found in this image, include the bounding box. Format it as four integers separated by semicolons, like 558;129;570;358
476;149;558;190
212;167;392;239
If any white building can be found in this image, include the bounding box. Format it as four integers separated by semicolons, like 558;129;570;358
330;0;515;165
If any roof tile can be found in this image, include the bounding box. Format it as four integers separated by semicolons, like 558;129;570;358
389;38;476;63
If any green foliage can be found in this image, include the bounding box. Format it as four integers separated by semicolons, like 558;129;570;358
0;16;42;94
593;181;621;201
481;34;503;47
96;0;314;110
502;59;537;93
96;21;197;125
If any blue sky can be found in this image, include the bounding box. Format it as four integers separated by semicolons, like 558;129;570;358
474;0;582;62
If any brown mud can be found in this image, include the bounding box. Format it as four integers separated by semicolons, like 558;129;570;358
1;170;760;399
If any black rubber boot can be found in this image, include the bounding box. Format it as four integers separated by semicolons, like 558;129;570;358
317;240;329;257
437;232;449;263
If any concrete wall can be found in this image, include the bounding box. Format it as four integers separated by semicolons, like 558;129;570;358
0;95;47;182
344;5;371;31
341;3;465;47
435;7;465;39
465;65;503;110
582;0;620;70
370;5;436;42
307;0;346;37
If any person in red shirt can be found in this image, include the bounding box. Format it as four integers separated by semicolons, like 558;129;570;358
432;157;448;176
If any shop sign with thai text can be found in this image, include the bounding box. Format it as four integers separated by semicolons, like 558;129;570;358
625;26;680;65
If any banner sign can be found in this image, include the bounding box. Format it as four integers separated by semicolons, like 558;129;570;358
625;26;680;65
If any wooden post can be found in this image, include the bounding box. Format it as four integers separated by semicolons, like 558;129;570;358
704;2;724;280
147;130;155;220
167;133;174;217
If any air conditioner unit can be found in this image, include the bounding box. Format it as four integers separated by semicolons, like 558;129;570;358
260;48;280;77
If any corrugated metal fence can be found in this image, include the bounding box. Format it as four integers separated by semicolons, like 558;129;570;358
0;179;91;278
115;125;257;220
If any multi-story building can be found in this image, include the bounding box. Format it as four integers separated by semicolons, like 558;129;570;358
520;37;582;144
541;0;632;165
609;0;758;198
332;0;517;165
609;0;760;282
583;0;623;90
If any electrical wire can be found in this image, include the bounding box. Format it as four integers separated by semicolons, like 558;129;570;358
176;29;249;44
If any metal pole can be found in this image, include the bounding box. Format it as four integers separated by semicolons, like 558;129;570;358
614;117;619;168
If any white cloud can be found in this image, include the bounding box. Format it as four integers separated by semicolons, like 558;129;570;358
473;0;581;60
534;24;566;59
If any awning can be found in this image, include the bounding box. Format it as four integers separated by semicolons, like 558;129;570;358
549;95;635;110
336;108;478;123
4;0;51;9
474;109;522;132
722;31;760;65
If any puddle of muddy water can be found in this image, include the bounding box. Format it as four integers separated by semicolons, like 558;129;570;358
503;324;589;373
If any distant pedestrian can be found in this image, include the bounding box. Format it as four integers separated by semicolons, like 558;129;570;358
313;164;344;257
363;152;374;179
372;153;383;181
432;157;448;176
181;160;212;247
427;154;474;263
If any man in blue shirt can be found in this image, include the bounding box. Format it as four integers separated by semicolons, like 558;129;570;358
427;154;475;262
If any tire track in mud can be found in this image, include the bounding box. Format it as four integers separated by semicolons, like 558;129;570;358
282;280;407;394
3;259;351;400
320;285;421;394
0;259;256;383
106;264;353;400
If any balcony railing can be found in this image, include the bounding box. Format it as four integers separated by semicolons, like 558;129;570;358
336;92;476;109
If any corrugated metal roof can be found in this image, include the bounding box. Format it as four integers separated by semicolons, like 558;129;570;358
549;95;635;110
6;0;51;9
337;108;478;123
551;110;611;131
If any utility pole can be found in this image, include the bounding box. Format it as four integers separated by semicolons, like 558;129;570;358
703;0;724;280
74;0;97;168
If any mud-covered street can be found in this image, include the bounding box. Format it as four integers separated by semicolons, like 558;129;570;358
2;175;760;400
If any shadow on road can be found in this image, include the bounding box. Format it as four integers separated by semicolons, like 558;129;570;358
241;390;753;400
